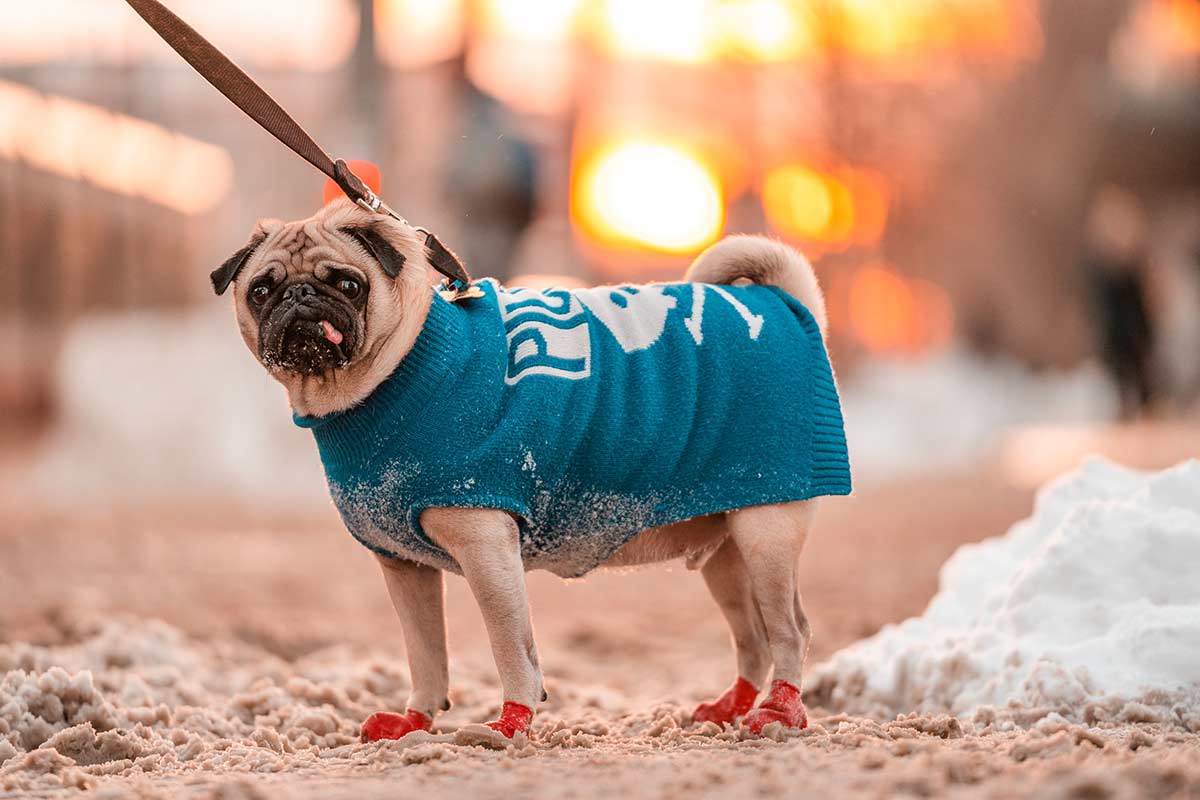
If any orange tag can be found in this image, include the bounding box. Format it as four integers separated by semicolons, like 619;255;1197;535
322;160;383;206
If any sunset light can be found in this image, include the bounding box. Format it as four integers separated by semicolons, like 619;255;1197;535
762;164;888;250
572;138;725;254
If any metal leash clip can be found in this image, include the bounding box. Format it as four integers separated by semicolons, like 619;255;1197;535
335;162;480;304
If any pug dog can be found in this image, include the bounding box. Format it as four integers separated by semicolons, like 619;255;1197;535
214;196;850;743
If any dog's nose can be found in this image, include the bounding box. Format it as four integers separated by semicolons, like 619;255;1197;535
283;283;316;303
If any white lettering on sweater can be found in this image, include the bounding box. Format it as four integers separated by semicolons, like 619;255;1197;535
499;287;592;385
498;283;763;384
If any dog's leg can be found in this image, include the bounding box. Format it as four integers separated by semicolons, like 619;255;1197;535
693;536;770;726
423;507;544;738
727;500;816;734
360;556;450;742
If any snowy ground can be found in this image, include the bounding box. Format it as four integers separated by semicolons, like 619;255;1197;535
2;457;1199;798
2;614;1198;799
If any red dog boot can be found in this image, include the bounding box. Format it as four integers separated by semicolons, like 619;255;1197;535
485;701;534;738
360;709;433;743
743;680;808;735
693;677;760;726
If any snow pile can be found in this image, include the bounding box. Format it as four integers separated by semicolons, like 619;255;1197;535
840;349;1116;479
809;458;1200;728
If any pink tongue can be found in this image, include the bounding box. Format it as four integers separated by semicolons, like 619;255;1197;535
319;320;343;346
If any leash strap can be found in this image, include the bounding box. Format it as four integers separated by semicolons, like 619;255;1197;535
122;0;474;292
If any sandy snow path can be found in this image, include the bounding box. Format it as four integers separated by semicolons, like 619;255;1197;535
2;467;1198;798
2;614;1198;799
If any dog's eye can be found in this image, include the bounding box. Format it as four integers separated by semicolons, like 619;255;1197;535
336;278;361;299
250;284;270;306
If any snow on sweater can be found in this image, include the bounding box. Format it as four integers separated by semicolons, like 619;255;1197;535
295;279;851;577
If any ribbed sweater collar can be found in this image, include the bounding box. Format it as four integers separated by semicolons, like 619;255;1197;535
293;291;469;470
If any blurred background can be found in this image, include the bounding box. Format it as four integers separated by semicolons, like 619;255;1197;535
0;0;1198;664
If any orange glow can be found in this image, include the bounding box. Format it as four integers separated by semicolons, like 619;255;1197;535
1169;0;1200;50
376;0;464;68
1153;0;1200;53
843;169;890;245
572;137;724;254
0;80;233;215
717;0;819;62
850;266;917;352
763;166;836;240
848;266;954;353
588;0;1035;65
762;164;888;250
948;0;1042;59
835;0;926;59
828;0;1040;63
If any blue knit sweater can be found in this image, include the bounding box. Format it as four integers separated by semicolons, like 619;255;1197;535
296;279;851;578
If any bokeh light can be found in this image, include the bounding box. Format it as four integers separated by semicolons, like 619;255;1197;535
0;0;359;70
481;0;586;43
717;0;820;62
465;0;586;115
762;164;888;250
593;0;718;63
848;265;954;353
0;80;233;215
376;0;464;68
572;138;725;254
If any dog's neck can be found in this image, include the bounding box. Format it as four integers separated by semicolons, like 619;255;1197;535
278;281;433;419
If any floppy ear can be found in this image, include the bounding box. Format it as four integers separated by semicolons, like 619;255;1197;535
423;231;470;285
211;233;266;296
341;226;407;279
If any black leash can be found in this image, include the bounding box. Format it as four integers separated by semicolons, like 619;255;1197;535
122;0;475;296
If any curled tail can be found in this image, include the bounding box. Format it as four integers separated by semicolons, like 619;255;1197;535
685;235;827;337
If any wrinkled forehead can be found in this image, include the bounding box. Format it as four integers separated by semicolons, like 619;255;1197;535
254;219;349;274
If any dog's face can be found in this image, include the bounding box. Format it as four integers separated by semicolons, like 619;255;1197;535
214;201;437;413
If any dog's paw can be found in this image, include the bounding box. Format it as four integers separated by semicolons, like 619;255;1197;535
484;701;534;739
360;709;433;743
742;680;808;735
693;677;759;726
